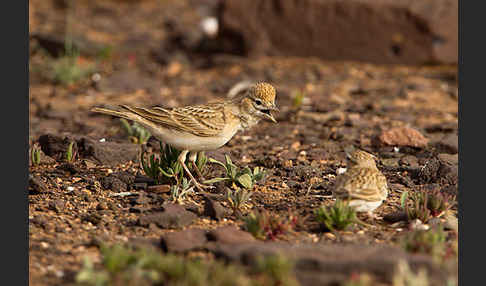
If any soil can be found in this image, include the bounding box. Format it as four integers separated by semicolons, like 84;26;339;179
29;1;458;285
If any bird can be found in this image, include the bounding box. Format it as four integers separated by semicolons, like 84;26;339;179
332;149;389;219
91;82;278;191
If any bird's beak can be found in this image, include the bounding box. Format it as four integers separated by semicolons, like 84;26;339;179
265;113;277;123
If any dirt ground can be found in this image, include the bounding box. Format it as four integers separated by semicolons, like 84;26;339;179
29;1;458;285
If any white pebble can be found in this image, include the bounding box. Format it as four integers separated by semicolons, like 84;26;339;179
99;138;106;142
67;186;74;191
336;167;347;175
393;147;400;152
200;17;218;38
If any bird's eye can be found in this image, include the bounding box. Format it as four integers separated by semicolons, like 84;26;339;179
255;99;262;106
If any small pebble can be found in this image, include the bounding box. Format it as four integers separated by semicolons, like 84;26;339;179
393;147;400;152
99;138;106;142
336;167;347;175
67;186;74;191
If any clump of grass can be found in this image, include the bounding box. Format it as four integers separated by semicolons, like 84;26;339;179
314;199;358;231
141;144;207;185
226;188;253;216
76;243;298;286
30;146;41;166
244;209;299;240
65;141;77;162
50;51;94;86
120;119;151;144
169;178;194;204
204;155;265;190
251;254;300;286
401;226;447;261
403;190;456;223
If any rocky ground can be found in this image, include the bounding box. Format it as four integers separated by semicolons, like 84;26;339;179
29;0;458;285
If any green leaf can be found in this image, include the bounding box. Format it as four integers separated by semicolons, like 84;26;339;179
400;191;409;208
203;177;229;184
237;173;253;189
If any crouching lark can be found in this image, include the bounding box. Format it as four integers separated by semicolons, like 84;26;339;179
333;149;389;219
91;82;278;191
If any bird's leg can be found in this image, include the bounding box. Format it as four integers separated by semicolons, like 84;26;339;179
178;150;213;192
189;151;205;180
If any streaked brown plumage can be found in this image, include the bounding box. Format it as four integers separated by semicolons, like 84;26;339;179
91;82;278;191
333;150;389;215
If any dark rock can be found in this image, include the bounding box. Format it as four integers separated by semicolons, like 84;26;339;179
48;199;66;214
57;163;82;174
433;133;458;154
38;134;78;161
77;137;141;166
160;228;208;253
82;213;103;226
132;182;148;190
29;174;49;194
209;242;447;286
383;210;408;223
101;176;127;193
31;33;105;58
138;204;196;229
207;226;256;244
134;174;156;185
218;0;457;65
203;196;227;220
399;155;419;168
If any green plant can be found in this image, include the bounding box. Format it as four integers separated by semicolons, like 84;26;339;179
31;147;41;166
226;188;253;216
251;254;299;286
392;260;430;286
205;155;265;190
314;199;358;231
426;189;456;218
141;143;183;185
292;90;306;109
50;52;94;86
120;119;151;144
75;243;298;286
404;191;431;223
401;226;446;261
65;141;76;162
244;209;300;240
170;178;194;204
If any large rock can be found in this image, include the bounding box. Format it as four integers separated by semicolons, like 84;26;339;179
209;242;448;286
138;203;197;229
77;137;141;166
217;0;457;65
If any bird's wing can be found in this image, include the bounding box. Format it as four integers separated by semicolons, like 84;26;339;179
120;103;227;137
333;168;388;202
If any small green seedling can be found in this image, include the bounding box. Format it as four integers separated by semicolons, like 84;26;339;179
50;50;94;86
120;119;152;144
170;178;194;204
205;155;265;190
226;188;253;216
65;141;76;162
426;189;456;218
314;199;358;231
292;90;306;109
404;191;431;223
31;147;41;166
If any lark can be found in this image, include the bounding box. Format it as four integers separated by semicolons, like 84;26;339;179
91;82;278;191
333;149;389;219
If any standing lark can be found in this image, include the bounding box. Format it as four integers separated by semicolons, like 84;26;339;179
333;149;389;218
91;82;278;191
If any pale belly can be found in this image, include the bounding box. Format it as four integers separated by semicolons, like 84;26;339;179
349;200;383;212
144;124;239;151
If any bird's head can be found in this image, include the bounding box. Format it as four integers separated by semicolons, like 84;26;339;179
346;149;377;168
240;82;278;123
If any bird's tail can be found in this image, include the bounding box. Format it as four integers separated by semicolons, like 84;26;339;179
91;106;138;121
